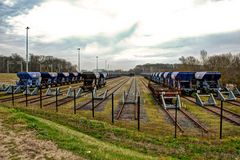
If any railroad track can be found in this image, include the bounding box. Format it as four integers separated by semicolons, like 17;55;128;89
11;77;123;104
182;96;240;126
30;77;124;104
0;82;83;103
116;77;139;120
44;77;127;107
92;78;130;110
0;94;23;102
166;108;208;133
141;79;184;132
140;78;208;133
75;77;130;110
225;100;240;107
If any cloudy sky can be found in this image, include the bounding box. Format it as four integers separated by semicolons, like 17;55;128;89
0;0;240;70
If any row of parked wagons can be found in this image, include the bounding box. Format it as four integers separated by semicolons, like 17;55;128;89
142;71;222;94
16;72;121;89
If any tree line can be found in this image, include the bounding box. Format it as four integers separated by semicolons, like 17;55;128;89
0;53;77;73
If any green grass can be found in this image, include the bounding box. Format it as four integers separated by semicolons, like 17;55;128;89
1;103;240;160
0;106;157;160
181;98;240;137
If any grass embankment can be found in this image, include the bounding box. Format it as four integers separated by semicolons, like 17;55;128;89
1;103;240;160
0;106;157;160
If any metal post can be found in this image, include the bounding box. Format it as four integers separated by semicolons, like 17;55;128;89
92;90;94;117
175;104;177;138
55;88;58;112
7;61;9;73
26;27;30;72
112;93;114;124
96;56;98;72
25;84;28;107
40;86;42;108
51;64;53;72
105;60;107;71
77;48;80;72
20;61;23;72
11;86;14;106
220;100;223;139
137;95;140;131
74;89;76;114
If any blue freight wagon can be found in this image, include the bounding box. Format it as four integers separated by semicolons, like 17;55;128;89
163;72;172;86
156;72;164;84
17;72;41;87
69;72;81;83
40;72;58;87
57;72;70;85
195;72;221;93
98;72;107;88
170;72;195;94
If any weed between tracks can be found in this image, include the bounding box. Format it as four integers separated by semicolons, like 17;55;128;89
181;99;240;137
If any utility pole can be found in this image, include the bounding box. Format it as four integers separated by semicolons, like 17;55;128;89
96;56;98;72
26;26;30;72
77;48;80;72
105;60;107;71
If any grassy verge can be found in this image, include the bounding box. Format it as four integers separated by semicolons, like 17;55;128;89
0;106;157;160
1;103;240;160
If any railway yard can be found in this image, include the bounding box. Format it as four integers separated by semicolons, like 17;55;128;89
0;72;240;159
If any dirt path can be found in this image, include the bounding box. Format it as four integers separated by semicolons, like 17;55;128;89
0;119;84;160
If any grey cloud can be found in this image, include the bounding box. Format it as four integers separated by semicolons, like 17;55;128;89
0;0;44;54
30;29;240;67
58;22;138;47
113;23;138;43
0;0;148;69
134;52;176;58
32;22;139;56
194;0;231;5
0;0;44;28
153;30;240;54
130;30;240;62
